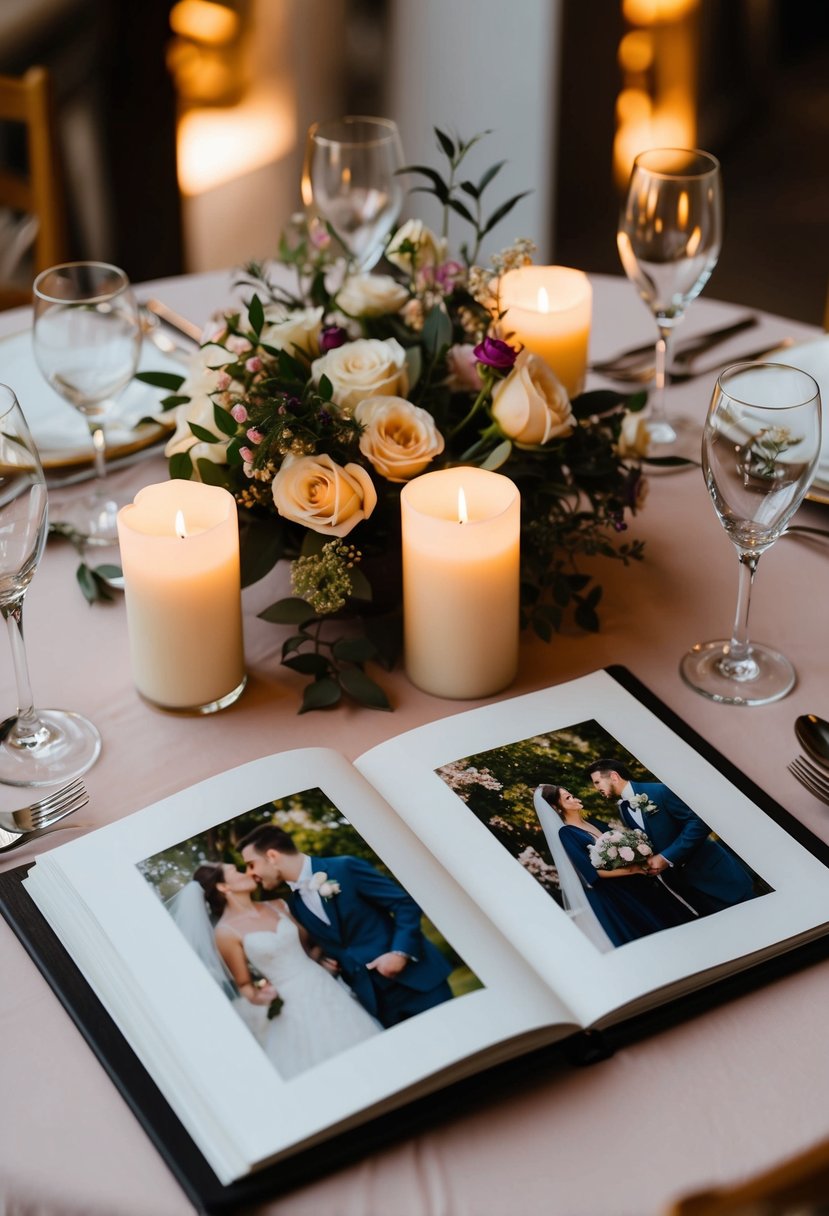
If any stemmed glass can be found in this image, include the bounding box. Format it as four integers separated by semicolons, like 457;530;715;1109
302;116;405;272
0;384;101;784
617;148;723;452
32;261;142;545
680;362;821;706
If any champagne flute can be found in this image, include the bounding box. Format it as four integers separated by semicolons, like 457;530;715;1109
0;384;101;784
617;148;723;452
680;362;821;706
32;261;142;545
302;116;404;272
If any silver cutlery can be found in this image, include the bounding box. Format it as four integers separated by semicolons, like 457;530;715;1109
794;714;829;771
0;778;88;833
788;755;829;806
139;310;194;364
591;316;758;376
142;297;202;345
0;816;80;853
598;338;794;386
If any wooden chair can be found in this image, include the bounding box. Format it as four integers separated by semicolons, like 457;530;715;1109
668;1135;829;1215
0;65;67;309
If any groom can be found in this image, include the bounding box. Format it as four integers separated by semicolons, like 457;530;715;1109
239;824;453;1028
587;758;755;915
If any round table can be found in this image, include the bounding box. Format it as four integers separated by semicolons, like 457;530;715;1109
0;272;826;1216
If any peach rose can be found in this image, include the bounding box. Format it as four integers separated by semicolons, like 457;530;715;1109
271;453;377;537
491;350;575;447
355;396;445;482
336;274;409;318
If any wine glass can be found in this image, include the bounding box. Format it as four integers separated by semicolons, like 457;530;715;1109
0;384;101;784
32;261;142;546
617;148;723;453
302;116;404;272
680;362;821;706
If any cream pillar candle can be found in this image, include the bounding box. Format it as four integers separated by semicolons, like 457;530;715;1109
401;467;520;699
499;266;592;397
116;481;246;713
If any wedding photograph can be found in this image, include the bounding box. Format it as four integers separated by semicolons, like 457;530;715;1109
436;719;773;952
137;785;482;1080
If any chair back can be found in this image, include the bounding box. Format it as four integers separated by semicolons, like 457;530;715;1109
0;66;67;308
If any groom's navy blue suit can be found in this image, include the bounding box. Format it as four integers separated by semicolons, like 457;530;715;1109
287;855;453;1027
621;782;755;914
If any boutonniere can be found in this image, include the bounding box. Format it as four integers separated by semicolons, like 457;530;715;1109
311;871;341;900
631;792;659;815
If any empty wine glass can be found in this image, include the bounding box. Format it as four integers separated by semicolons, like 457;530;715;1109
617;148;723;453
0;384;101;784
302;116;404;272
32;261;142;545
680;362;821;706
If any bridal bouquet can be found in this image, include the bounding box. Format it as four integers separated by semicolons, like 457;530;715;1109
588;828;654;871
141;129;648;712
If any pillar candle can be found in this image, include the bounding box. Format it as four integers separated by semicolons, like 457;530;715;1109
116;480;246;713
499;266;592;396
401;467;520;699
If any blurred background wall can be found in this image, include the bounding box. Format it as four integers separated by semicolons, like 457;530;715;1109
0;0;826;321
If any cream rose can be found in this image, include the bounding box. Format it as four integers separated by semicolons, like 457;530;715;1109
311;337;409;414
260;305;324;357
355;396;445;482
163;342;234;468
386;219;446;274
491;351;575;447
617;411;651;459
271;453;377;537
336;274;409;318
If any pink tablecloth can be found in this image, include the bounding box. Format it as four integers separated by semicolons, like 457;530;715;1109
0;273;826;1216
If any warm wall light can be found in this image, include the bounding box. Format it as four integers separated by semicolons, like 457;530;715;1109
177;85;295;195
623;0;698;24
170;0;239;46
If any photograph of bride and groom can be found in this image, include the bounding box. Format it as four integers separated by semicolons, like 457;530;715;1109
436;717;773;952
138;787;481;1081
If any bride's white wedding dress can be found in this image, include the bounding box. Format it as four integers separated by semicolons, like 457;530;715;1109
243;914;380;1079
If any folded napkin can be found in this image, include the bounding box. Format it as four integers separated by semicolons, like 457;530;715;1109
768;336;829;474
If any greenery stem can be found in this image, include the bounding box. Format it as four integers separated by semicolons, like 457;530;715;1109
449;371;494;437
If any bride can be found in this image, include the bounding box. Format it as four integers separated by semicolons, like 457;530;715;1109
167;861;380;1079
533;784;695;950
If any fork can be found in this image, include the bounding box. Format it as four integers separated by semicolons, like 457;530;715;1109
591;316;757;376
0;811;81;853
788;755;829;805
595;338;794;386
0;779;88;833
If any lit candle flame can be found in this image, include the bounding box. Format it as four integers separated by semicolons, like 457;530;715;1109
537;286;550;314
458;487;468;524
175;510;188;539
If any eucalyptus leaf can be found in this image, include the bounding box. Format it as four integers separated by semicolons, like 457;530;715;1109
405;344;422;392
258;597;317;625
299;678;342;713
421;306;453;359
195;458;230;488
480;439;512;470
213;404;238;436
477;159;506;195
481;190;532;238
339;667;392;711
332;636;378;663
448;198;475;225
189;422;221;444
135;370;186;391
283;653;331;676
159;394;190;411
169;452;194;480
434;127;456;159
282;634;309;658
248;292;264;335
238;514;285;586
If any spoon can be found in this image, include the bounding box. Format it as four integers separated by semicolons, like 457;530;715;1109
794;714;829;771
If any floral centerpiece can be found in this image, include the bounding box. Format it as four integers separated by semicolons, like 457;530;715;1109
140;129;648;712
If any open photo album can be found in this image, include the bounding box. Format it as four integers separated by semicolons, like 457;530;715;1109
6;667;829;1197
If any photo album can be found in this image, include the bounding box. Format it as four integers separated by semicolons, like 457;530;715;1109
3;666;829;1209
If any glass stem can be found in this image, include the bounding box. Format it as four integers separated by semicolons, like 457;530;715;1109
1;600;44;745
721;551;761;680
90;423;107;482
652;322;675;424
